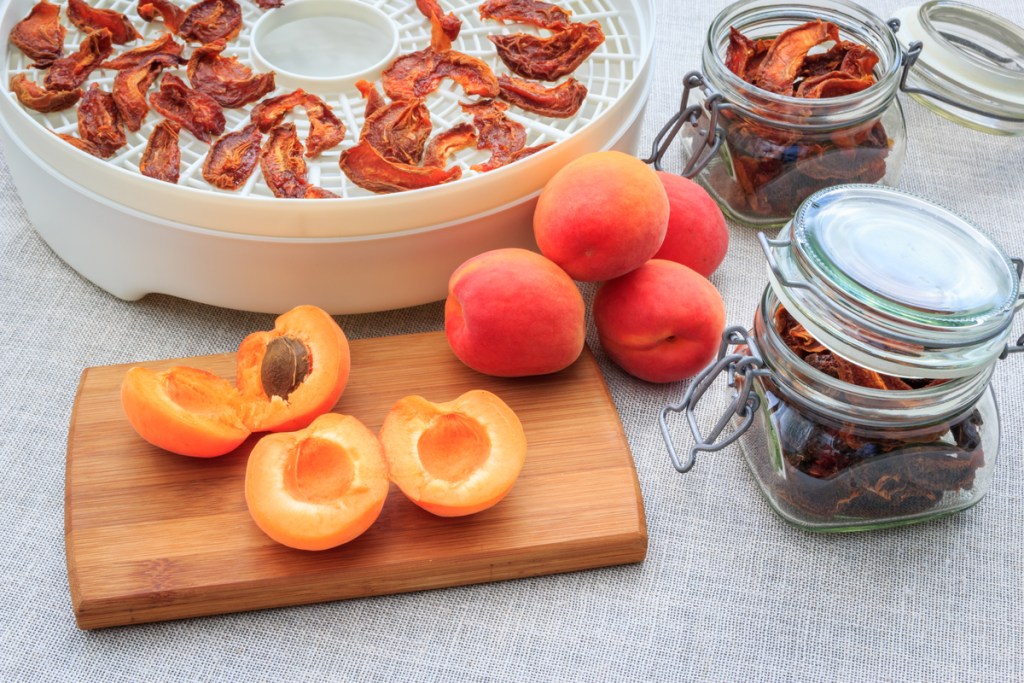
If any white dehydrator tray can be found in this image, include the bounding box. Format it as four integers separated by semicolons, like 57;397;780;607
0;0;655;313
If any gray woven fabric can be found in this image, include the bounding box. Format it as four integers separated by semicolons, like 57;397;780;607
2;0;1023;680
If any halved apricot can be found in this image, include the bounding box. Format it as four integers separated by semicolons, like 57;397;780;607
120;366;250;458
378;390;527;517
237;305;351;433
244;412;389;551
119;305;350;458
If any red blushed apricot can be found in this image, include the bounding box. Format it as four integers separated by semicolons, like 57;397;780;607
236;305;351;433
244;413;389;551
445;247;585;377
378;390;527;517
533;151;669;282
120;366;251;457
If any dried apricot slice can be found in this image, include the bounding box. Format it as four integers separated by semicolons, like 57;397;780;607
10;0;66;68
66;0;141;45
236;305;351;433
244;413;389;551
120;365;250;458
379;390;527;517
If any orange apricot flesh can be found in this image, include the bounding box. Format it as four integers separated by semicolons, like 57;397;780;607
378;390;527;517
120;366;251;458
244;412;389;551
237;305;351;433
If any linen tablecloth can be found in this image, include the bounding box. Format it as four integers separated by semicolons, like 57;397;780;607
1;0;1022;680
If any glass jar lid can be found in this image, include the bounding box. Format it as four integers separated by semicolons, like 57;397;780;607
764;185;1021;378
893;1;1024;135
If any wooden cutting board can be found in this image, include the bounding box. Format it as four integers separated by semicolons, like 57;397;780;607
65;331;647;629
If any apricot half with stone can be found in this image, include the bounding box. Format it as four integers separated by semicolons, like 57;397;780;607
245;412;389;551
379;390;527;517
121;365;251;458
236;305;351;433
119;305;350;458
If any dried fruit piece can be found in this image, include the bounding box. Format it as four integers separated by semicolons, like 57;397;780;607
260;123;309;198
137;0;184;33
54;132;110;157
255;0;283;8
489;21;604;81
140;119;182;183
178;0;242;43
139;0;241;44
754;19;840;95
360;96;432;165
10;73;81;113
300;93;345;158
44;28;114;92
355;79;386;119
187;39;276;108
9;0;66;68
795;71;875;98
250;90;345;157
461;99;526;172
382;16;498;100
724;26;771;82
202;123;262;190
67;0;141;45
250;88;306;131
100;32;185;70
383;49;500;100
415;0;461;41
150;73;226;142
509;140;553;161
77;83;126;158
422;122;477;167
112;54;178;131
340;139;461;193
497;74;586;118
303;185;339;198
479;0;572;30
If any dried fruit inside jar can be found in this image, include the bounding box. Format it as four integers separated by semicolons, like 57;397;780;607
733;303;996;532
696;16;904;226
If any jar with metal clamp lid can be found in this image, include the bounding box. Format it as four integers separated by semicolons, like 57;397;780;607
660;185;1024;532
645;0;1024;228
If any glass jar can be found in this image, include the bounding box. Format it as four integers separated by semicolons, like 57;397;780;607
661;185;1023;532
648;0;1024;227
683;0;908;227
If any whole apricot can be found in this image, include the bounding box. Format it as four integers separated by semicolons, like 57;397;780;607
445;247;585;377
533;151;669;282
379;390;527;517
593;259;726;383
653;172;729;278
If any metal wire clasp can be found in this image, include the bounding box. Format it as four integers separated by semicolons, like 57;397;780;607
659;326;773;473
642;71;725;178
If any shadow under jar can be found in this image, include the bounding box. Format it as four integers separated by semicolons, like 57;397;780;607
661;185;1024;532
